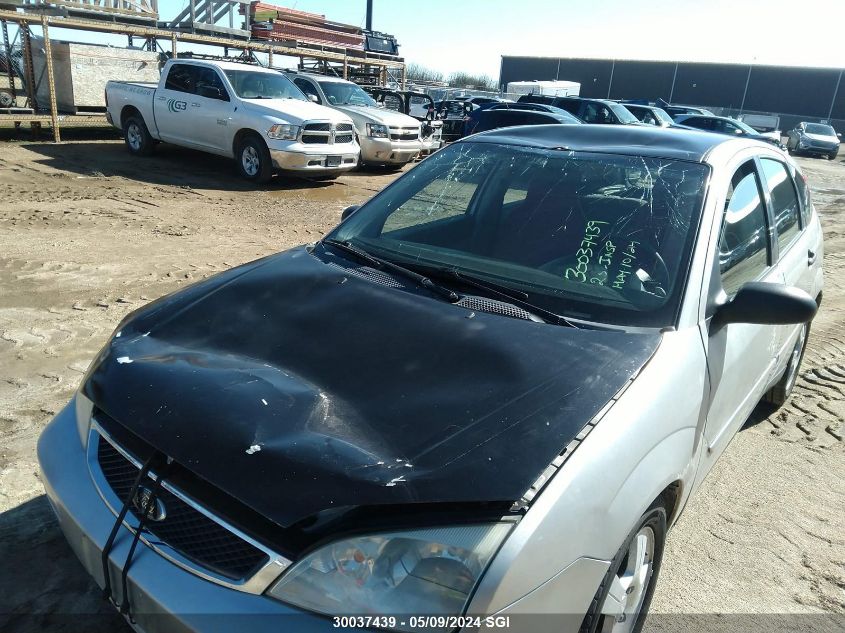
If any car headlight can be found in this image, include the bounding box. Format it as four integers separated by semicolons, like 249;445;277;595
267;124;300;140
75;391;95;449
366;123;390;138
267;523;511;629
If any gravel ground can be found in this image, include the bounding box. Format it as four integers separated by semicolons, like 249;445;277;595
0;129;843;632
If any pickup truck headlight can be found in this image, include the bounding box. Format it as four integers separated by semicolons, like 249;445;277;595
267;523;511;629
366;123;390;138
267;124;300;140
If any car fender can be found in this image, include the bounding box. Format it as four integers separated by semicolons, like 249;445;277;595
467;328;707;615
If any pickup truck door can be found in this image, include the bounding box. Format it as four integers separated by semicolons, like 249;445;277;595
154;63;202;147
697;157;782;480
188;66;235;152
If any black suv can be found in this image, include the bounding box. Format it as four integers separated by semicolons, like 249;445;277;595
516;95;639;125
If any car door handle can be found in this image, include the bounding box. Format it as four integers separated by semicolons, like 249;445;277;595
808;250;816;266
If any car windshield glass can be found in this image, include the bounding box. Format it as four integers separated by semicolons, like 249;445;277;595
653;108;674;125
805;123;835;135
730;118;759;134
319;81;377;106
329;141;709;328
608;103;639;123
224;70;306;100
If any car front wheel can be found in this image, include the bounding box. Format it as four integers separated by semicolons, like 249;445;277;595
581;500;667;633
236;135;273;183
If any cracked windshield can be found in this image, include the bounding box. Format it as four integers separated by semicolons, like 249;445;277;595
332;141;708;326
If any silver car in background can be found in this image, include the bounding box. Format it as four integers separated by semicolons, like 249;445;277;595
38;126;822;633
287;72;424;168
787;122;841;159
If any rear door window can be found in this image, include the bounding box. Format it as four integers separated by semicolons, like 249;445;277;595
759;158;801;253
164;64;198;94
719;161;771;296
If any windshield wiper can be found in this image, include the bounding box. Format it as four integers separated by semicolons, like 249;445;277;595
321;239;460;303
425;266;579;328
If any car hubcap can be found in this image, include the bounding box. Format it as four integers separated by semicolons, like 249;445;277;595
785;325;807;394
599;526;655;633
242;146;259;176
127;124;141;150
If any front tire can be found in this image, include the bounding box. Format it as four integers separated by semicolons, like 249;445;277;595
123;115;154;156
829;151;839;161
236;135;273;184
581;500;667;633
764;323;809;406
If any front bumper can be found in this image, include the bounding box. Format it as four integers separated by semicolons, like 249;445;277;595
37;401;359;633
269;148;358;174
797;139;839;155
359;136;422;165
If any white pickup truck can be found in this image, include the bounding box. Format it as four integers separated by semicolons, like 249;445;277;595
105;59;359;183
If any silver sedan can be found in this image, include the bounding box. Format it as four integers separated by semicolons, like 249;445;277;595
38;125;823;633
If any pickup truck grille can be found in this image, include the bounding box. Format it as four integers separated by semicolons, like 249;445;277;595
390;126;421;141
93;432;269;581
300;122;355;145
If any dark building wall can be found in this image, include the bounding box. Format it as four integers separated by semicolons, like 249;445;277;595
669;63;749;109
501;56;845;122
743;66;841;118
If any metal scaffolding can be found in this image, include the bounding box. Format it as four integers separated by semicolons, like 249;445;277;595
0;6;405;141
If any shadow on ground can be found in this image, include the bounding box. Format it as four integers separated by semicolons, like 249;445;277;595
0;495;128;633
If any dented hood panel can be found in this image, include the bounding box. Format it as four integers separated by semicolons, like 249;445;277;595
84;247;660;528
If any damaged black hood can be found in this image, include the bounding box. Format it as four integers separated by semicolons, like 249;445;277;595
84;247;661;528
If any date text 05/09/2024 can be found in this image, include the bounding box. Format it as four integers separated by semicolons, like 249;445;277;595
333;616;512;629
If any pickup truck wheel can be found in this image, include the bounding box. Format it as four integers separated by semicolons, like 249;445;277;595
123;115;154;156
580;500;667;633
764;323;809;406
236;136;273;184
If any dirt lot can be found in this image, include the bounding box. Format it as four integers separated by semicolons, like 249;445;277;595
0;129;843;631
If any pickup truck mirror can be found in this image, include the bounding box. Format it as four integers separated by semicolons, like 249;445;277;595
308;94;320;104
341;205;360;221
713;282;817;328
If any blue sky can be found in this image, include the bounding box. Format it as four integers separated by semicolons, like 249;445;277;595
36;0;845;79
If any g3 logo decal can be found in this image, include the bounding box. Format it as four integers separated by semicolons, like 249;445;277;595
167;99;187;113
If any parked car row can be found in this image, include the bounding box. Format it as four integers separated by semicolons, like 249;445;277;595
105;59;431;183
106;58;841;187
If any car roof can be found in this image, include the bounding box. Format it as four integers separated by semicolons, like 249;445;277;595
287;71;351;84
465;124;743;162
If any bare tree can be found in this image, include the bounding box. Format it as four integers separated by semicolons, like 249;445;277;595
406;63;444;83
446;71;497;91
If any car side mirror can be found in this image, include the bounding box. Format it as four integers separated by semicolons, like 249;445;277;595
341;205;360;221
308;94;320;103
713;282;817;328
